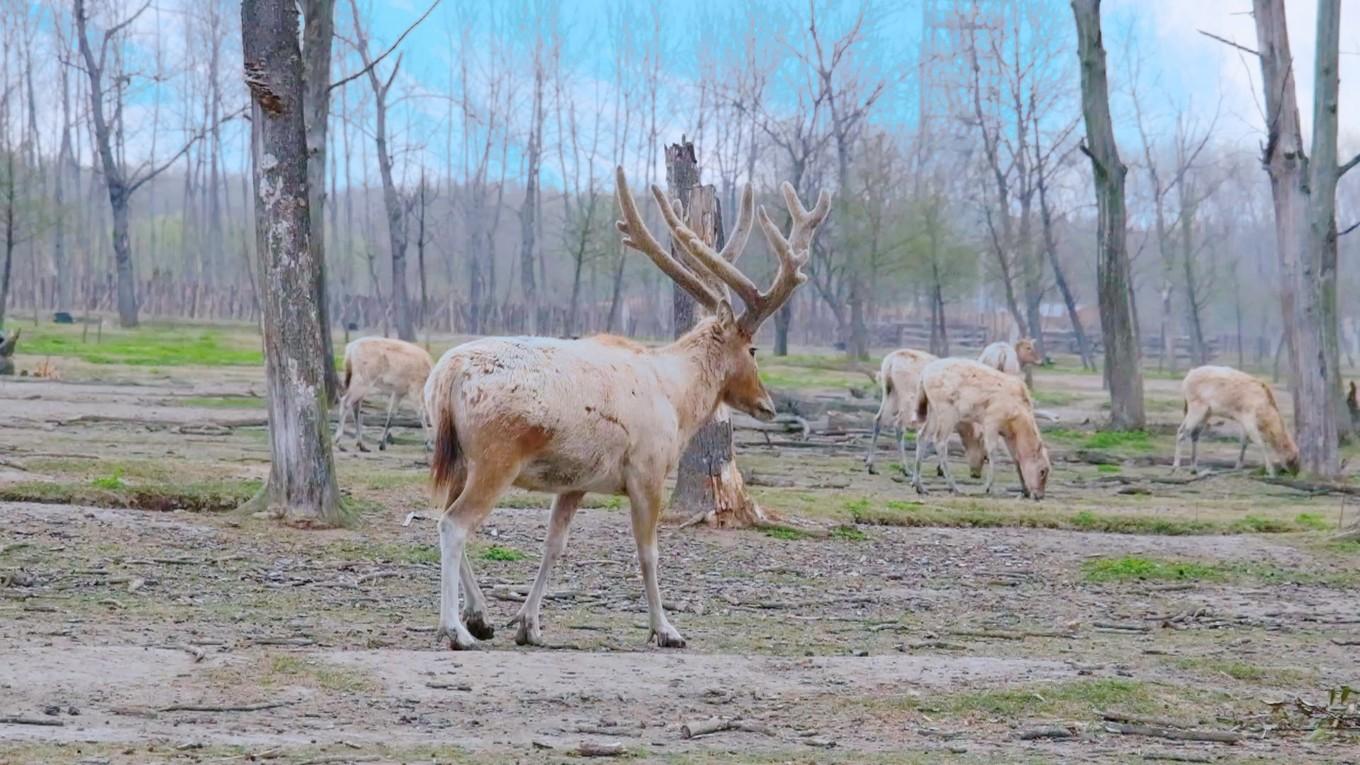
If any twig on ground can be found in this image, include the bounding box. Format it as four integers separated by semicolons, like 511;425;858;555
157;643;207;662
1103;721;1241;744
576;741;627;757
158;701;289;713
0;715;64;726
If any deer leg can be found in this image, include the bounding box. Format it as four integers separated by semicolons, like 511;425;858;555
865;395;889;474
333;393;351;451
981;430;1000;495
354;398;370;452
1173;403;1208;474
897;426;912;480
1236;425;1250;470
509;491;584;646
912;427;931;495
459;552;494;640
938;435;961;495
1243;420;1274;477
436;463;514;650
378;393;399;450
626;480;684;648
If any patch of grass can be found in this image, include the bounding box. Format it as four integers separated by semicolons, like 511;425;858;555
1096;464;1122;474
178;395;266;409
1295;512;1333;532
478;544;526;562
849;501;1232;536
1082;556;1226;583
1230;514;1293;533
265;654;376;693
90;467;126;490
1174;657;1313;686
327;540;439;565
901;678;1155;720
21;322;263;366
0;478;261;512
1032;389;1078;407
762;525;811;541
1082;430;1155;452
1067;511;1214;536
830;524;868;542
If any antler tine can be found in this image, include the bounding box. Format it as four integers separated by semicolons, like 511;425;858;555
649;183;762;313
615;166;720;311
718;184;755;264
739;185;832;334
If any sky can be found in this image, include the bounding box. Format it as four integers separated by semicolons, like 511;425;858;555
16;0;1359;188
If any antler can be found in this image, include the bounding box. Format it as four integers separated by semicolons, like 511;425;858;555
650;182;759;310
615;167;720;312
739;182;832;333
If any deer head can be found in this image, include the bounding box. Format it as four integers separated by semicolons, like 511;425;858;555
1014;338;1041;366
615;167;831;421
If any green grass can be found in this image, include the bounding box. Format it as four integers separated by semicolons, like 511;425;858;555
90;468;126;490
265;655;376;693
1031;389;1079;407
897;678;1156;720
1096;464;1122;474
1173;657;1313;686
762;525;812;541
0;478;261;513
20;322;263;366
830;524;868;541
1082;555;1225;583
478;544;526;562
1295;512;1333;532
178;395;266;409
1082;430;1155;452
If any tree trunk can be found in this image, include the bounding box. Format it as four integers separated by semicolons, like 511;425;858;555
664;141;762;528
302;0;339;403
518;50;544;333
1036;172;1093;370
1072;0;1144;429
1253;0;1340;475
1178;199;1208;366
242;0;344;526
774;302;792;356
666;142;700;338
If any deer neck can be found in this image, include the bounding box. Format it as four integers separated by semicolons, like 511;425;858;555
655;319;731;442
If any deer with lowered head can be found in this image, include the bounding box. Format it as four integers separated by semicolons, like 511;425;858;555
423;168;830;650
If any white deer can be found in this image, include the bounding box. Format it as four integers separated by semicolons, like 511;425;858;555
423;168;830;650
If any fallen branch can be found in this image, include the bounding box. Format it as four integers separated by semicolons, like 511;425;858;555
1256;476;1360;497
1018;725;1073;740
157;643;207;662
1103;721;1240;744
158;701;289;713
0;715;64;726
575;742;627;757
1141;753;1212;764
680;717;773;739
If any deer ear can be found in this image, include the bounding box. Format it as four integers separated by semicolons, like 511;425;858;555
715;300;736;330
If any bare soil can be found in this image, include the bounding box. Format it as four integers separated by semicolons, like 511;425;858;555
2;361;1359;764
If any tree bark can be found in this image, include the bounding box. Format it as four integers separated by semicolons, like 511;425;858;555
1072;0;1145;429
519;45;544;333
303;0;339;403
242;0;345;526
667;142;701;338
1252;0;1340;474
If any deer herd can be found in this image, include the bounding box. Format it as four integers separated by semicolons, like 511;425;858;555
329;168;1303;651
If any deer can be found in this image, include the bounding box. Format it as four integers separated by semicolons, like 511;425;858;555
911;358;1051;500
423;167;831;650
865;348;988;480
978;338;1041;378
1172;365;1299;477
334;337;433;452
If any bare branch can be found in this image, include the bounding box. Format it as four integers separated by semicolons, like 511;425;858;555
329;0;440;93
1341;220;1360;237
1198;29;1260;58
128;106;247;193
1341;153;1360;177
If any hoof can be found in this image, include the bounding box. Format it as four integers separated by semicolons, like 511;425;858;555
650;629;687;649
514;622;545;647
435;625;478;651
464;613;496;641
913;483;929;496
356;442;370;453
865;463;878;475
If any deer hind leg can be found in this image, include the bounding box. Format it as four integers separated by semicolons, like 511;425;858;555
865;393;891;474
981;429;1001;495
1173;403;1209;474
897;424;913;480
460;553;494;640
353;396;370;452
333;392;353;450
911;425;931;495
436;460;516;650
626;479;684;648
378;393;400;450
1236;424;1251;470
509;491;584;646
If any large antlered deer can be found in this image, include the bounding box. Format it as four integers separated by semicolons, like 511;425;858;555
424;167;831;649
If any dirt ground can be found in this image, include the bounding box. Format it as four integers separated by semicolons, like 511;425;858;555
3;352;1360;764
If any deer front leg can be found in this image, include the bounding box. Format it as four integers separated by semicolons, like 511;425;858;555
912;430;930;495
981;430;999;495
508;491;583;646
354;400;370;452
865;397;889;474
627;480;684;648
333;393;352;451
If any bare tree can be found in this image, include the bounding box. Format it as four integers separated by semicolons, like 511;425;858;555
1246;0;1352;476
1071;0;1145;429
303;0;339;401
73;0;225;327
242;0;343;525
346;0;414;341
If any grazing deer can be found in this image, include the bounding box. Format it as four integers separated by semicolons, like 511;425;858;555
912;358;1051;500
865;348;988;479
978;338;1041;378
334;337;433;452
424;168;831;650
1172;365;1299;476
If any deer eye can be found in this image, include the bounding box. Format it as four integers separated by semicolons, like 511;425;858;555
749;347;758;358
